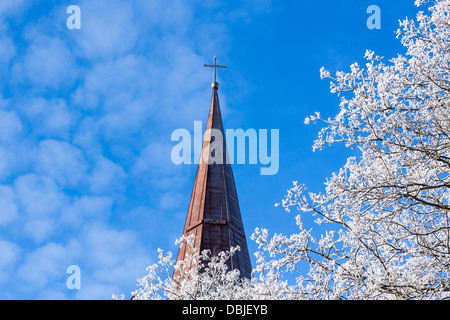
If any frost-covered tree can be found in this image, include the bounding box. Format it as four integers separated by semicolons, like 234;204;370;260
113;235;295;300
254;0;450;300
123;0;450;300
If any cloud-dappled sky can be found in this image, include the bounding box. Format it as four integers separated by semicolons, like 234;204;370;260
0;0;420;299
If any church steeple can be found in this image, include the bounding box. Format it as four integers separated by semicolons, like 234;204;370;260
175;58;252;278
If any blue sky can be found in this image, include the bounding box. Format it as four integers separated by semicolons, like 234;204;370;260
0;0;421;299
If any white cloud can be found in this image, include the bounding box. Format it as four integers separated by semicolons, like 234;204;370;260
0;185;18;226
72;224;151;299
132;142;188;187
17;242;67;290
72;116;102;158
0;147;15;181
14;174;65;218
72;54;156;109
60;195;112;228
0;32;15;67
134;0;193;35
12;34;78;89
88;157;126;194
159;192;183;210
13;174;67;242
81;224;139;267
20;98;75;139
0;110;22;142
132;142;175;175
0;0;29;16
12;223;149;299
23;218;55;243
227;0;272;23
35;140;88;188
0;240;20;284
74;0;139;60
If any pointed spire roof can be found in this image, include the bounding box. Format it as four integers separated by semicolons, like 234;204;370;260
175;79;252;279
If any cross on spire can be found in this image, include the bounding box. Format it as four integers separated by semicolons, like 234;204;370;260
204;56;227;88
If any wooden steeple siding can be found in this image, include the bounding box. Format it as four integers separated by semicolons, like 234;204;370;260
175;63;252;279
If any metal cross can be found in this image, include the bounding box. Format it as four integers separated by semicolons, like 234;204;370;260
204;56;227;84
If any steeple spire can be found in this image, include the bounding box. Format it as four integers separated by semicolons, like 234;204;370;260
175;60;252;279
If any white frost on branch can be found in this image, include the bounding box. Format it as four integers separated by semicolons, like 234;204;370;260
113;234;297;300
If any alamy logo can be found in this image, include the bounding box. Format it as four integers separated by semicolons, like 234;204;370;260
66;5;81;30
66;265;81;290
367;5;381;30
171;121;279;176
